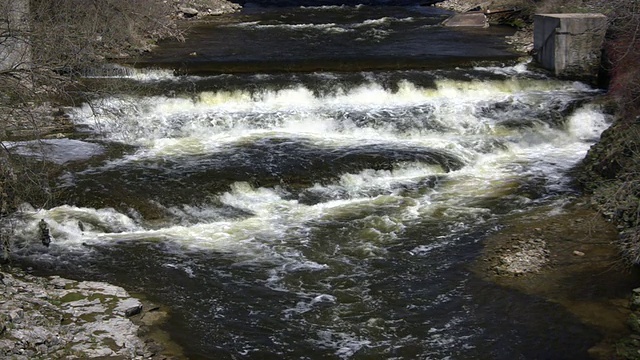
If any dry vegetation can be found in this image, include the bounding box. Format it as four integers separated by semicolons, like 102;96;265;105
0;0;180;216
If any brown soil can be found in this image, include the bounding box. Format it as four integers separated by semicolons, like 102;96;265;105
474;198;640;359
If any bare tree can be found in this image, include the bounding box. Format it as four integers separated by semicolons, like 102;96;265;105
0;0;179;221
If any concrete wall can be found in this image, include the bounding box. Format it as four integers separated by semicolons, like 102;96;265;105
534;14;607;81
0;0;30;71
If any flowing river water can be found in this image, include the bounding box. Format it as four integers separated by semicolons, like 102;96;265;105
4;3;629;359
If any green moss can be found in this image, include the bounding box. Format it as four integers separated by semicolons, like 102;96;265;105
509;18;527;29
59;292;86;303
102;337;119;351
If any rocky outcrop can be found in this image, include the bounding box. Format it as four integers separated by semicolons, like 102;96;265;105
172;0;241;19
578;115;640;265
0;268;174;359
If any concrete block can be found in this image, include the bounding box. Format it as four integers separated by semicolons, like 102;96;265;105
534;13;607;81
443;12;489;28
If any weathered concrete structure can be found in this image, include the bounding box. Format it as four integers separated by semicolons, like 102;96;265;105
0;0;30;71
442;12;488;28
533;13;607;81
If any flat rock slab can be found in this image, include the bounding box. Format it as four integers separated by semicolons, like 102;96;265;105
0;269;174;359
443;12;488;28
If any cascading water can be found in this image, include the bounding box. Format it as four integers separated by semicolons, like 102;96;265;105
5;3;616;359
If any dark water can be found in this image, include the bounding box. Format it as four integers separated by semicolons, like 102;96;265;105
132;4;518;74
7;3;625;359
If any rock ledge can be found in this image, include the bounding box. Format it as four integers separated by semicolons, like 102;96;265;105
0;268;174;359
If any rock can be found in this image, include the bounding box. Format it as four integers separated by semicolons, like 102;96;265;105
125;304;143;318
442;13;489;28
38;219;51;247
573;250;585;256
9;309;24;323
179;7;199;17
0;269;166;358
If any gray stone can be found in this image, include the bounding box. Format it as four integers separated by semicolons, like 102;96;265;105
443;12;488;28
124;304;143;318
0;270;157;358
116;297;143;317
179;7;199;17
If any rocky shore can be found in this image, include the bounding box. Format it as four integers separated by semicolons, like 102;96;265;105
171;0;241;19
475;198;640;358
0;267;179;359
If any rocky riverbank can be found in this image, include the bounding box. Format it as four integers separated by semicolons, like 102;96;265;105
474;198;640;358
171;0;241;19
0;266;180;359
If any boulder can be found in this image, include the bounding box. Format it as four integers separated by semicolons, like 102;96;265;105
179;7;199;18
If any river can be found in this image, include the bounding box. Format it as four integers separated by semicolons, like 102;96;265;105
5;2;621;359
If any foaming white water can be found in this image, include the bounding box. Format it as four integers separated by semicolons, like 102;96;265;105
11;206;141;250
473;60;534;76
227;21;353;34
252;22;339;30
84;65;184;82
48;78;611;267
354;16;415;27
13;162;441;257
69;78;596;154
566;104;609;141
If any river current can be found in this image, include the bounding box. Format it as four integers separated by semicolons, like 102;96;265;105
7;3;616;359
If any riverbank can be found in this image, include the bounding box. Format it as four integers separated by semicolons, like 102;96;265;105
0;266;182;359
474;197;640;358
